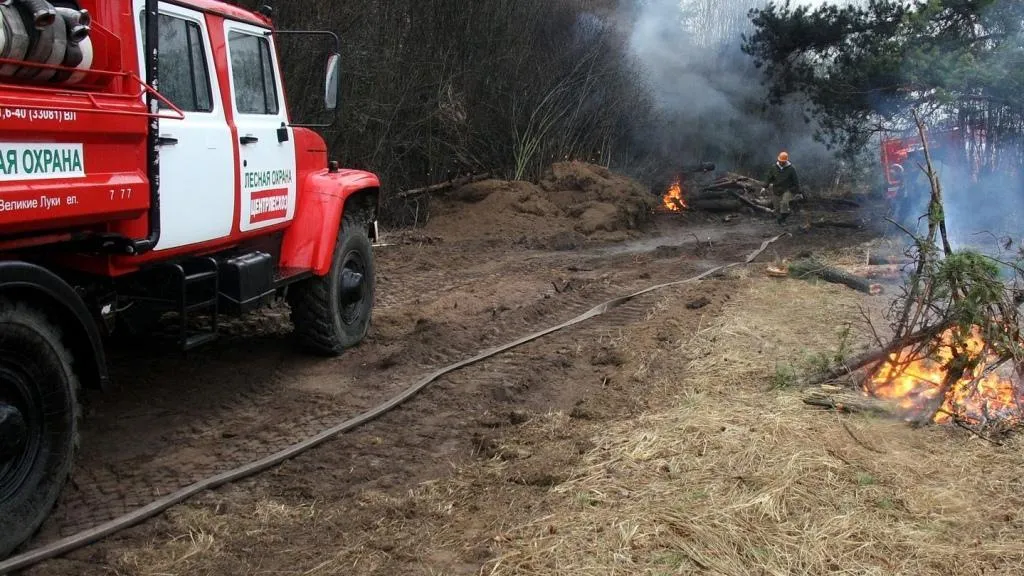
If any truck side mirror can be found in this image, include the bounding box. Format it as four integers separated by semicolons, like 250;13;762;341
325;53;341;112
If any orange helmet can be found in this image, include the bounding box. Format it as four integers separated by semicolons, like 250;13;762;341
778;151;790;163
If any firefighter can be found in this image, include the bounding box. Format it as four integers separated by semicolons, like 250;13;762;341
763;151;802;225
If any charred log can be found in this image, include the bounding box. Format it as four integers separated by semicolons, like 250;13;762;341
686;198;744;213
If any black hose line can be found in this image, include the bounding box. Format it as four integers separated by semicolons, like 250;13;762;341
0;233;787;574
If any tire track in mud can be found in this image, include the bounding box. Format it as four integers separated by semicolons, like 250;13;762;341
29;250;730;545
435;292;665;403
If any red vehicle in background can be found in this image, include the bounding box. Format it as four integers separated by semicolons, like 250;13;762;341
880;126;967;226
0;0;380;557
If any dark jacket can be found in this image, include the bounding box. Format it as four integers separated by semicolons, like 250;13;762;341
766;162;801;195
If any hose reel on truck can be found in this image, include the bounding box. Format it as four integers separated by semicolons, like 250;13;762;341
0;0;94;84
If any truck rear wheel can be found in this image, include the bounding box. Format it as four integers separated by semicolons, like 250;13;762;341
289;211;376;356
0;299;79;558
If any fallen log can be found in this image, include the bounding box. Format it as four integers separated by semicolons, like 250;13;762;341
687;198;743;213
843;264;904;279
396;173;492;199
686;190;740;203
867;253;913;265
786;258;878;294
704;173;765;192
731;192;774;214
725;172;765;186
705;182;763;194
705;184;757;193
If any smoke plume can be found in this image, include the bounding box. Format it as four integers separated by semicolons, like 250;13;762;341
894;0;1024;252
624;0;838;185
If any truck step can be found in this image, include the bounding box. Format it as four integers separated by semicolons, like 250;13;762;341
184;298;218;313
176;257;219;351
184;269;218;284
182;332;218;351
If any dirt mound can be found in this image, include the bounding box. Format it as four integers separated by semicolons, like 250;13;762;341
424;162;656;247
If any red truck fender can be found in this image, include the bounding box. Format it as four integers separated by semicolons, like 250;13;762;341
279;168;380;276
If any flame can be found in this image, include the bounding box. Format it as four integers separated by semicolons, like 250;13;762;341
662;179;686;211
866;327;1024;425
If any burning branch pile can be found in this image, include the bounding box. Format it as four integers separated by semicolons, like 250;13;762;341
869;325;1024;427
659;173;773;214
824;112;1024;433
662;179;686;211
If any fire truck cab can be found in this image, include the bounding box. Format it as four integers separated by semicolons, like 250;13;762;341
881;127;964;216
0;0;380;557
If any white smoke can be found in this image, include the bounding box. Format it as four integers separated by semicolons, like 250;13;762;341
625;0;838;183
893;1;1024;252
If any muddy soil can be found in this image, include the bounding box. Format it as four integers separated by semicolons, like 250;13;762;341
422;161;657;249
21;194;876;574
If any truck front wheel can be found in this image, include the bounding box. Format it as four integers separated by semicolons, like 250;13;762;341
0;299;79;558
289;211;376;355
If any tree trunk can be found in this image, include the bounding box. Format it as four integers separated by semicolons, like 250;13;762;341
787;258;874;293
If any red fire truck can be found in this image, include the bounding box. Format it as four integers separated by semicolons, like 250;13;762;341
0;0;380;557
880;126;966;225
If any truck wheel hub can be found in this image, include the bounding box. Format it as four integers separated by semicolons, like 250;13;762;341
339;266;364;305
0;403;28;462
0;366;39;501
338;250;367;326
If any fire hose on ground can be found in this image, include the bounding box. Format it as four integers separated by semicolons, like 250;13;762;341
0;233;787;574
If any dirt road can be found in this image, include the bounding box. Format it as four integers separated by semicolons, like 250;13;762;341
22;207;872;575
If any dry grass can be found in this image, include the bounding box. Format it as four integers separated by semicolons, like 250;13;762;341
483;276;1024;576
99;261;1024;576
110;486;463;576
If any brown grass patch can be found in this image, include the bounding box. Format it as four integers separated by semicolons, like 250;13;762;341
483;277;1024;575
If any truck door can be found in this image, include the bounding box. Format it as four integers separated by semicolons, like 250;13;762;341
223;21;297;233
133;1;235;250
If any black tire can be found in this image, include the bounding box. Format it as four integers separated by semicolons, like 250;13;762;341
289;211;376;356
0;299;79;559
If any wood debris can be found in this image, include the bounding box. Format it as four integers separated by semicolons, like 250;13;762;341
803;389;902;416
703;172;766;193
844;264;904;279
396;173;492;199
687;174;772;214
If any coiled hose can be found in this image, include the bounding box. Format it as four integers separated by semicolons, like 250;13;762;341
13;0;55;29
